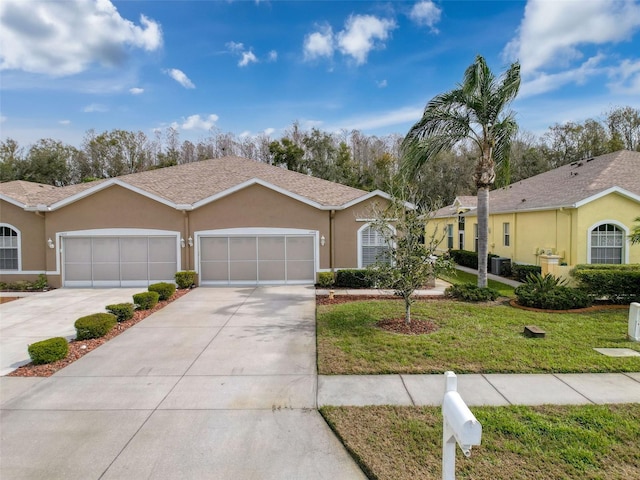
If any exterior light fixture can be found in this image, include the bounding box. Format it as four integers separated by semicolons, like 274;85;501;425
47;238;55;249
320;235;326;246
188;236;193;247
180;238;186;248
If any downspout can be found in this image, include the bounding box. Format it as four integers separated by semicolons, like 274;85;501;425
182;210;190;270
330;209;336;272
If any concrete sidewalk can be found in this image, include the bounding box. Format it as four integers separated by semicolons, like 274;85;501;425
316;278;450;298
455;265;523;288
318;372;640;407
1;286;366;480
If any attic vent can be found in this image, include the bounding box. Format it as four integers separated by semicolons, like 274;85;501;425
521;198;526;202
586;157;594;162
576;161;583;167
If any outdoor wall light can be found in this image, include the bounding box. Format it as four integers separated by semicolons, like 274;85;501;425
320;235;326;246
180;237;186;248
188;236;193;247
47;238;55;249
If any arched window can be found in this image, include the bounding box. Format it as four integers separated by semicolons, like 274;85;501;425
590;223;623;264
358;224;392;268
0;225;19;270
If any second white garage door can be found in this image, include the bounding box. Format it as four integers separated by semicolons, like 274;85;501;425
199;235;315;285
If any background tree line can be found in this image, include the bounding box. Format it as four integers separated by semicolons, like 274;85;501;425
1;106;638;208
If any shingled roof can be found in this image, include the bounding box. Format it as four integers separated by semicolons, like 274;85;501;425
434;150;640;217
0;156;374;210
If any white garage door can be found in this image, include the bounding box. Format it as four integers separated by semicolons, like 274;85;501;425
200;235;315;285
63;236;177;287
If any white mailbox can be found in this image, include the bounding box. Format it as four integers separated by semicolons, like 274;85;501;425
442;371;482;480
629;303;640;342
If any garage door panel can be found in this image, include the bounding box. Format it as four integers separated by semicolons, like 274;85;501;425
93;263;120;281
201;237;228;261
149;237;176;262
120;237;148;262
65;238;91;263
65;263;92;282
200;261;229;282
258;261;286;281
230;261;258;281
121;262;148;281
230;237;257;260
149;262;177;281
286;237;314;260
92;238;119;263
287;261;314;281
258;237;285;260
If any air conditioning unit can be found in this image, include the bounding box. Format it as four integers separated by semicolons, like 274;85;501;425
491;257;511;275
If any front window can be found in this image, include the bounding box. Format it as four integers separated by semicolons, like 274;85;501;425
0;226;19;270
446;224;454;249
360;225;391;267
590;223;623;264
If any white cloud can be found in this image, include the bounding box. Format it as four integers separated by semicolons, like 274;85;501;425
0;0;162;76
263;127;276;136
608;58;640;94
83;103;108;113
129;87;144;95
59;120;71;125
1;116;7;123
505;0;640;75
303;26;334;61
337;15;396;65
226;41;245;52
409;1;442;31
377;79;388;88
268;50;278;62
172;114;219;131
330;106;422;132
239;51;258;67
166;68;195;88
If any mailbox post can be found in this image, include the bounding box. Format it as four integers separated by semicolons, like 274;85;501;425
442;371;482;480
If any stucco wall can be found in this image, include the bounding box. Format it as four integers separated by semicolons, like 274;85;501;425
0;200;47;280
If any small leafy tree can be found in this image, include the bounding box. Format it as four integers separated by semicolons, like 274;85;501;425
630;216;640;245
367;198;453;325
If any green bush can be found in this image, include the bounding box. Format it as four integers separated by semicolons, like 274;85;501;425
148;282;176;301
445;283;500;302
75;313;117;340
335;269;375;288
317;272;335;288
133;291;160;310
28;337;68;365
515;284;592;310
106;303;135;322
448;250;499;270
571;264;640;304
175;270;196;289
511;263;542;282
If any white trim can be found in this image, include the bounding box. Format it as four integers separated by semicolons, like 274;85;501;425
194;227;319;285
574;187;640;208
0;195;26;209
357;222;395;268
0;223;21;272
341;190;415;210
586;220;630;264
58;229;181;287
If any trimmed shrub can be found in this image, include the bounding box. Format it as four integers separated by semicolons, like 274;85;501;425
335;269;375;288
317;272;335;288
148;282;176;301
511;263;542;282
75;313;117;340
515;284;591;310
448;250;499;270
445;283;500;302
106;303;135;322
28;337;68;365
571;264;640;304
175;270;196;289
133;291;160;310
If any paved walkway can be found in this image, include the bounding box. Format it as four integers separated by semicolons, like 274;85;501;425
455;265;523;287
0;287;365;480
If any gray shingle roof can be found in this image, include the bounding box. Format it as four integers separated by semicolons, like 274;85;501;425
1;157;370;209
434;150;640;217
0;180;59;206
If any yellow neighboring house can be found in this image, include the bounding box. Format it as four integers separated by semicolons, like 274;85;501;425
429;150;640;273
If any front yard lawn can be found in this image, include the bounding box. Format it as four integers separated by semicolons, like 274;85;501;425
317;300;639;374
320;404;640;480
439;270;516;297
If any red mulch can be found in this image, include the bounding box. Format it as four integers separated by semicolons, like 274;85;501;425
7;288;192;378
0;297;19;304
376;317;439;335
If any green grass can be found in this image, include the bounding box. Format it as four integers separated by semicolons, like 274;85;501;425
317;300;639;374
320;404;640;480
439;269;516;297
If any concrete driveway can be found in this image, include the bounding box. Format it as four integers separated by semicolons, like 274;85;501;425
0;288;142;375
0;286;366;479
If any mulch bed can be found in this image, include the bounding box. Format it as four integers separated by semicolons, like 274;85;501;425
0;297;19;304
376;317;439;335
7;288;192;378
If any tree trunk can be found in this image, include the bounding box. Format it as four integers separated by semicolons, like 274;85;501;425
477;186;489;288
404;297;411;326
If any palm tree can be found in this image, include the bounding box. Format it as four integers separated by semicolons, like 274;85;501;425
630;216;640;244
401;55;521;287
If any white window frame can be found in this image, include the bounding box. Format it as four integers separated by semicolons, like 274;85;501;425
587;220;629;264
446;224;454;249
0;223;21;271
503;222;510;247
357;223;394;268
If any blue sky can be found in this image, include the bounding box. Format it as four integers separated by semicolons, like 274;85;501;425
2;0;640;149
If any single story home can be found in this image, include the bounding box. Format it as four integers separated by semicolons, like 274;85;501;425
0;156;392;288
428;150;640;272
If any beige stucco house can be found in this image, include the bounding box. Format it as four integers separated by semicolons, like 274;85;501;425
0;156;392;288
428;150;640;273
